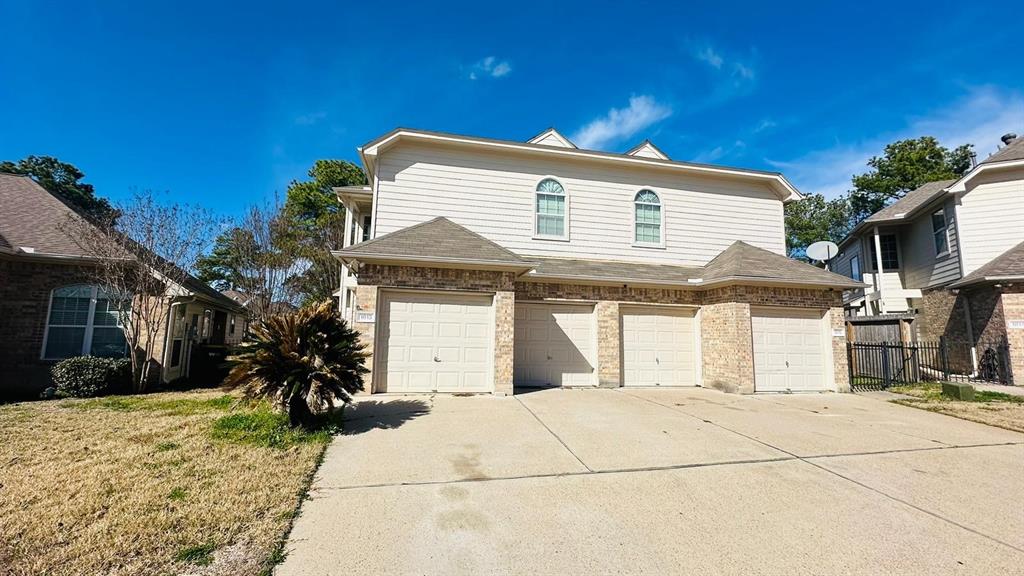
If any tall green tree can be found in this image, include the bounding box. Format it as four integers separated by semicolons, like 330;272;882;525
849;137;973;224
0;155;117;221
283;160;367;304
784;193;853;260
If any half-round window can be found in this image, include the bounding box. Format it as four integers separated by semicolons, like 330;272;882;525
535;178;567;238
634;190;662;244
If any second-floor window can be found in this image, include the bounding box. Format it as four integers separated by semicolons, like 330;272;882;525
931;209;949;255
634;190;663;245
535;178;567;238
870;234;899;270
850;255;861;281
362;215;372;242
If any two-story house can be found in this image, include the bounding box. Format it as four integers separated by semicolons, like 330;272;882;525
833;133;1024;381
333;127;863;396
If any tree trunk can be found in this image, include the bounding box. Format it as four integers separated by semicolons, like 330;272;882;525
287;382;315;429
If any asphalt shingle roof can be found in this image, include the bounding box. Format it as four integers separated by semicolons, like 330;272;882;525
981;137;1024;165
526;257;703;284
701;241;863;288
950;240;1024;288
864;179;955;223
339;217;530;266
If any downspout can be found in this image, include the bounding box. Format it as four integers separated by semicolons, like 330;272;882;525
961;291;978;376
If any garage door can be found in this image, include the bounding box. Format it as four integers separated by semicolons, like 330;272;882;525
514;303;596;387
621;307;697;387
751;307;828;392
380;291;493;393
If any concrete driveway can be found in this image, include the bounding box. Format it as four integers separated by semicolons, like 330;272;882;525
278;388;1024;575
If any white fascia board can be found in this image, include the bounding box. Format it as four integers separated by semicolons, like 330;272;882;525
948;159;1024;193
362;130;803;202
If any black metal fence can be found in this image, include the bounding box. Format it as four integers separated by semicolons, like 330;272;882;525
848;338;1013;390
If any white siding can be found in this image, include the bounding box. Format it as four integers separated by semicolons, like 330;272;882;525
373;142;785;266
956;168;1024;276
628;143;668;160
902;198;961;288
531;131;574;148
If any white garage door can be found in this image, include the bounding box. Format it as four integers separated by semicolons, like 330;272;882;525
751;307;828;392
380;291;493;393
514;303;596;387
621;307;697;387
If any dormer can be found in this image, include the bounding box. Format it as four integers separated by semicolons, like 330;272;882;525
527;128;577;149
625;140;669;160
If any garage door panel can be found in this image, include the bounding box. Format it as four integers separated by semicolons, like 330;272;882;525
381;292;494;393
514;303;596;387
751;308;827;392
621;307;697;387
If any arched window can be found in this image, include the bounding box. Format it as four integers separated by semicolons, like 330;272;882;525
42;285;128;360
535;178;567;238
634;190;663;245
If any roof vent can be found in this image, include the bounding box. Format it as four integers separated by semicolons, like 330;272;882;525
1001;133;1018;145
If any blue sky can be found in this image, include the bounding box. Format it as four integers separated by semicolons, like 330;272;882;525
1;0;1022;216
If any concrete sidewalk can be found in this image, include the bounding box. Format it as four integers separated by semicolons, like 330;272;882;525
277;388;1024;575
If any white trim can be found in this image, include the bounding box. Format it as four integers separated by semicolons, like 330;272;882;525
527;128;577;149
931;207;950;258
631;188;666;248
947;158;1024;193
40;284;128;361
361;129;803;202
532;175;570;241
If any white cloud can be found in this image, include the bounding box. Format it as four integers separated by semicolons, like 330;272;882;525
571;95;673;150
753;118;777;133
693;140;746;164
768;86;1024;198
294;111;327;126
469;56;512;80
695;46;723;69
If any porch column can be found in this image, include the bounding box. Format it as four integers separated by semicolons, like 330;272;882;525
873;227;886;314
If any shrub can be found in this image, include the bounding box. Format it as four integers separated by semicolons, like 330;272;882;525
225;301;368;428
51;356;131;398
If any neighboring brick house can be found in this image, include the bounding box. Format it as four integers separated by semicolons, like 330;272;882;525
332;127;863;396
0;174;245;399
832;133;1024;383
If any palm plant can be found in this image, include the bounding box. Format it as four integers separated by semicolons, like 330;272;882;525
225;301;368;428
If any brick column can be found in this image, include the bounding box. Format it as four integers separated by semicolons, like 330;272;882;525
700;302;754;394
596;301;621;387
1002;289;1024;386
493;291;515;395
353;285;379;394
829;307;851;392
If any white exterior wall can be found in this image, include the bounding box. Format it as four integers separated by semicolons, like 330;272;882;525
372;142;785;266
902;198;962;289
956;167;1024;276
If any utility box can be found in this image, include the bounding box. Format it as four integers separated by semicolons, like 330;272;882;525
942;382;975;401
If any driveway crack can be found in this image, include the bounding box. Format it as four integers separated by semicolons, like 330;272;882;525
515;396;593;472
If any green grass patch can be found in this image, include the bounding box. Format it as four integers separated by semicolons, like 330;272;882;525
209;407;337;450
74;394;237;415
167;487;187;501
890;382;1024;403
175;542;216;566
154;441;180;452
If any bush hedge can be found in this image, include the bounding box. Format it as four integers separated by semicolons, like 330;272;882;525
51;356;132;398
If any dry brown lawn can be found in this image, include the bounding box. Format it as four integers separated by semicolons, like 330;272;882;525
890;383;1024;433
0;390;332;576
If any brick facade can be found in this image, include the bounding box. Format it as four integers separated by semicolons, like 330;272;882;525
0;259;100;398
353;264;851;395
1003;287;1024;384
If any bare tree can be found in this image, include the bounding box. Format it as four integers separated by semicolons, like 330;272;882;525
230;199;305;321
63;191;223;391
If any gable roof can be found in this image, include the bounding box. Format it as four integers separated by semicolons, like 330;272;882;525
701;241;863;288
336;217;534;270
949;240;1024;288
625;140;669;160
0;173;243;312
358;128;803;202
526;128;577;149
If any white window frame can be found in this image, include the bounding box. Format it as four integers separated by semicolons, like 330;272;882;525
40;284;128;360
931;208;949;257
532;176;570;241
632;188;666;248
850;255;862;281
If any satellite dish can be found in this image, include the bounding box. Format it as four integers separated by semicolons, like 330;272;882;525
806;241;839;268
